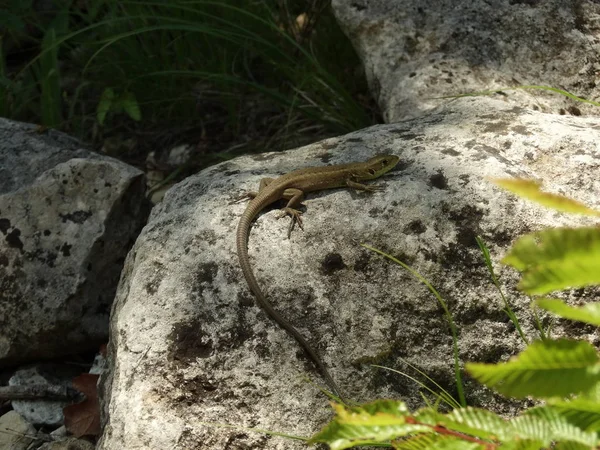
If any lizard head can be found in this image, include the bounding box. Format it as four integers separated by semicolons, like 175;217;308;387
356;154;400;180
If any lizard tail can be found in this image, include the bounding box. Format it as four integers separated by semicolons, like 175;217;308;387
236;212;344;401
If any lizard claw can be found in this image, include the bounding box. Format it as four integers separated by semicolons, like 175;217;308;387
229;191;257;205
277;207;303;238
364;183;384;192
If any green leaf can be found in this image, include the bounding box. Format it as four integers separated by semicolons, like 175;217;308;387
507;414;555;446
309;401;430;450
97;88;115;125
467;339;600;398
491;178;600;217
497;439;548;450
393;434;465;450
502;227;600;295
418;408;508;442
420;439;482;450
554;441;595;450
523;407;598;447
548;398;600;432
536;298;600;327
121;91;141;121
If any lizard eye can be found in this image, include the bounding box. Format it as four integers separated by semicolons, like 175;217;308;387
368;168;376;175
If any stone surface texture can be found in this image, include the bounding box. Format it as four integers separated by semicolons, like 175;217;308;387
0;410;37;450
332;0;600;122
9;364;82;426
0;118;149;366
98;97;599;449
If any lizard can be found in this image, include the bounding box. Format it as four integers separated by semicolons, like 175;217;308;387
236;154;400;399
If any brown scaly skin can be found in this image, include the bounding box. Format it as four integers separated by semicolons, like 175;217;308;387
236;154;400;400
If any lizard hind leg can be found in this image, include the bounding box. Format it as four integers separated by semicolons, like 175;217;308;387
276;188;304;238
229;177;276;204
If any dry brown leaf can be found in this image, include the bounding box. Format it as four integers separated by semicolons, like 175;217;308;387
63;373;101;437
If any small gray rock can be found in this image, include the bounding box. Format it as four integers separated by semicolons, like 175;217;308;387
9;363;82;426
38;437;95;450
0;410;38;450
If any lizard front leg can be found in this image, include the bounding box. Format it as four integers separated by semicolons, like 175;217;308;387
347;177;385;192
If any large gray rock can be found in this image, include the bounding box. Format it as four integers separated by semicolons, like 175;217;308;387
0;118;149;366
98;98;599;449
332;0;600;122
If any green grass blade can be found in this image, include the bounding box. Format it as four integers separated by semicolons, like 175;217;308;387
432;85;600;108
362;244;466;407
371;364;461;410
517;85;600;107
531;302;549;341
476;236;528;344
39;27;62;127
467;339;600;398
0;35;8;117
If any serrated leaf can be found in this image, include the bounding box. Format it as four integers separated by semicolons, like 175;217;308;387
508;414;554;445
523;406;598;447
467;339;600;398
502;227;600;295
548;398;600;432
497;439;548;450
554;441;595;450
447;408;510;441
309;400;431;450
536;298;600;327
309;401;430;450
418;407;508;442
491;178;600;217
393;434;456;450
423;439;482;450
